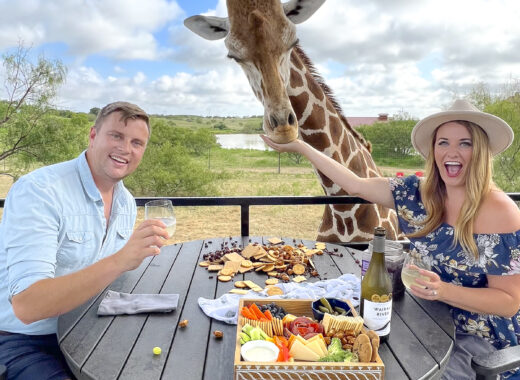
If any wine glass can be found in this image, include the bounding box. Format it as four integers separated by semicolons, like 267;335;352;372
401;251;431;290
144;199;176;239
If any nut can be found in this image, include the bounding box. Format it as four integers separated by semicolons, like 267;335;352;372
179;319;189;328
213;330;223;338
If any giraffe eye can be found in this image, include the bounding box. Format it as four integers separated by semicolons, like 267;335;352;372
226;54;242;63
289;39;299;50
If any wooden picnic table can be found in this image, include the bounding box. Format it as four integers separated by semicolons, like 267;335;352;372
57;236;454;380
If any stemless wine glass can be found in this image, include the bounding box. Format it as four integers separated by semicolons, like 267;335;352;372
144;199;176;239
401;251;431;290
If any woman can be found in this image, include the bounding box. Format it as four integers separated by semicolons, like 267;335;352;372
262;99;520;379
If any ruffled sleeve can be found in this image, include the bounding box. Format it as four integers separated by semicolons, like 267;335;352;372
474;232;520;275
389;175;427;235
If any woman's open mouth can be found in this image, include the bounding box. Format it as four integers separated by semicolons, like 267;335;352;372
444;161;462;177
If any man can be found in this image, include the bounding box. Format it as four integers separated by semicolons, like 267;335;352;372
0;101;168;379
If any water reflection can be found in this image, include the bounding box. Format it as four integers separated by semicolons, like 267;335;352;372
215;134;272;151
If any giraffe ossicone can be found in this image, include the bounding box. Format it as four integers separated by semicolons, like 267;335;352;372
185;0;401;242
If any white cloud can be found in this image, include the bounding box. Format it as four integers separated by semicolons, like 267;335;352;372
0;0;183;60
1;0;520;118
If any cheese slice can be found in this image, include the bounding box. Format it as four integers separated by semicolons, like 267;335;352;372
289;340;320;361
305;339;326;358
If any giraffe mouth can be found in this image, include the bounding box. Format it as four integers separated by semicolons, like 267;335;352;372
266;125;298;144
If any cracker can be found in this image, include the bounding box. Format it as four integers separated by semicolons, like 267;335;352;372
223;252;245;263
234;281;247;288
240;260;253;268
268;237;283;245
265;278;279;285
238;266;253;274
208;264;224;272
229;289;249;295
315;242;326;250
218;275;232;282
266;285;284;296
241;244;262;259
198;261;210;267
292;264;306;275
293;275;307;283
219;268;235;276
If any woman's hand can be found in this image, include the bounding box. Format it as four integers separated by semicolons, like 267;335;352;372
260;135;303;153
409;269;444;301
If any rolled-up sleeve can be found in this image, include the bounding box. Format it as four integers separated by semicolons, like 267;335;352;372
3;177;60;299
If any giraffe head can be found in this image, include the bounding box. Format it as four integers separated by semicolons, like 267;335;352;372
185;0;325;143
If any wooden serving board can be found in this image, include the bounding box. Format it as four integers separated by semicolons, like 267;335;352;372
234;299;384;380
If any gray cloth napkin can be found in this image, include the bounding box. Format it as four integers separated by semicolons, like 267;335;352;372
97;290;179;316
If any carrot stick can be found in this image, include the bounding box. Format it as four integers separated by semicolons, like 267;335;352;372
241;307;256;320
249;303;266;320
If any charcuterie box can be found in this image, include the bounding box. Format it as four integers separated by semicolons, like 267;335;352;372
234;298;384;380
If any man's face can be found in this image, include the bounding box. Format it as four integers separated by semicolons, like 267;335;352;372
87;111;149;188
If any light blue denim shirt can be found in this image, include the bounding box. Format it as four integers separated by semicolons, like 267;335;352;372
0;151;136;335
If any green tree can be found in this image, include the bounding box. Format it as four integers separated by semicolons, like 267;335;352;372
124;119;219;196
0;43;67;176
358;120;423;167
89;107;100;116
485;97;520;191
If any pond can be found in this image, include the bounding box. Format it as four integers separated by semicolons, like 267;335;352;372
215;134;272;151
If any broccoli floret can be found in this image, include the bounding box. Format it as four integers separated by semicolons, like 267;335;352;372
319;351;348;362
327;337;343;355
319;338;351;362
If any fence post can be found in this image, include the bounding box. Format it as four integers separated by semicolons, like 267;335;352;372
241;204;249;236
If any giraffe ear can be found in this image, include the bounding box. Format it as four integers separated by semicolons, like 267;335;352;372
184;15;229;41
283;0;326;24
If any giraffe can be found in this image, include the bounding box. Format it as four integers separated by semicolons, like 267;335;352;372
185;0;400;242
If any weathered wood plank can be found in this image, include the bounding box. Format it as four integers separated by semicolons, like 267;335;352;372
81;242;187;379
161;238;222;379
118;240;205;379
393;292;453;367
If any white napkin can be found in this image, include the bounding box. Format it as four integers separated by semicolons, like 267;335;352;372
197;273;360;324
97;290;179;316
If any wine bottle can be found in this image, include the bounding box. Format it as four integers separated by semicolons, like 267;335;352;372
360;226;393;342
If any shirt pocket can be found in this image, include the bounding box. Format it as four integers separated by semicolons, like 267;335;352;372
116;228;133;240
56;230;95;271
113;227;133;251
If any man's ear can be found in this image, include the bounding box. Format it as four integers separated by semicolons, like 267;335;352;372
89;126;97;146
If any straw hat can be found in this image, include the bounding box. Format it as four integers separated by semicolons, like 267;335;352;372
411;99;514;158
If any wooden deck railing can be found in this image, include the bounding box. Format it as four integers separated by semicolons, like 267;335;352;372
2;193;520;249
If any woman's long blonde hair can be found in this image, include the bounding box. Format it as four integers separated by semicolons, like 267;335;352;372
408;121;494;259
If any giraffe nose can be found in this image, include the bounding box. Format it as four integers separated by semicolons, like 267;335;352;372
269;110;297;129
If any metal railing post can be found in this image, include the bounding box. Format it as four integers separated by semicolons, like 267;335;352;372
241;204;249;237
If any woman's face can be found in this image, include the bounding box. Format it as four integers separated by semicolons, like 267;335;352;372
433;121;473;188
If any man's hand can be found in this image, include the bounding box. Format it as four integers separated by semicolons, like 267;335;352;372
113;219;170;272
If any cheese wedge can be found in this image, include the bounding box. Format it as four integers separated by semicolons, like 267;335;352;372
306;339;326;358
289;340;320;361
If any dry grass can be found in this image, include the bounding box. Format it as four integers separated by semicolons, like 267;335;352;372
137;204;324;244
0;164;422;243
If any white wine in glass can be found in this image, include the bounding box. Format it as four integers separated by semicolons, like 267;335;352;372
401;252;431;290
144;199;176;238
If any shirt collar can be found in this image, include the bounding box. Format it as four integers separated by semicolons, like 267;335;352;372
77;150;102;202
77;150;128;209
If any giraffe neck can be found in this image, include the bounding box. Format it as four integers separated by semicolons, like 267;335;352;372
287;46;382;194
287;46;399;242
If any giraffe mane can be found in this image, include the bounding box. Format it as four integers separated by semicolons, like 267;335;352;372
293;44;372;153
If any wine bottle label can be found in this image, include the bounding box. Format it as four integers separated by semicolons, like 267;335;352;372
362;299;392;336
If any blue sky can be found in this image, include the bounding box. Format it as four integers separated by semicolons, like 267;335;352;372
0;0;519;119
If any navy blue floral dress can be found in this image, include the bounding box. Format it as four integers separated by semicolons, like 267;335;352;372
390;175;520;374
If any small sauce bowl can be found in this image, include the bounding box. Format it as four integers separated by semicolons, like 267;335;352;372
241;340;279;362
